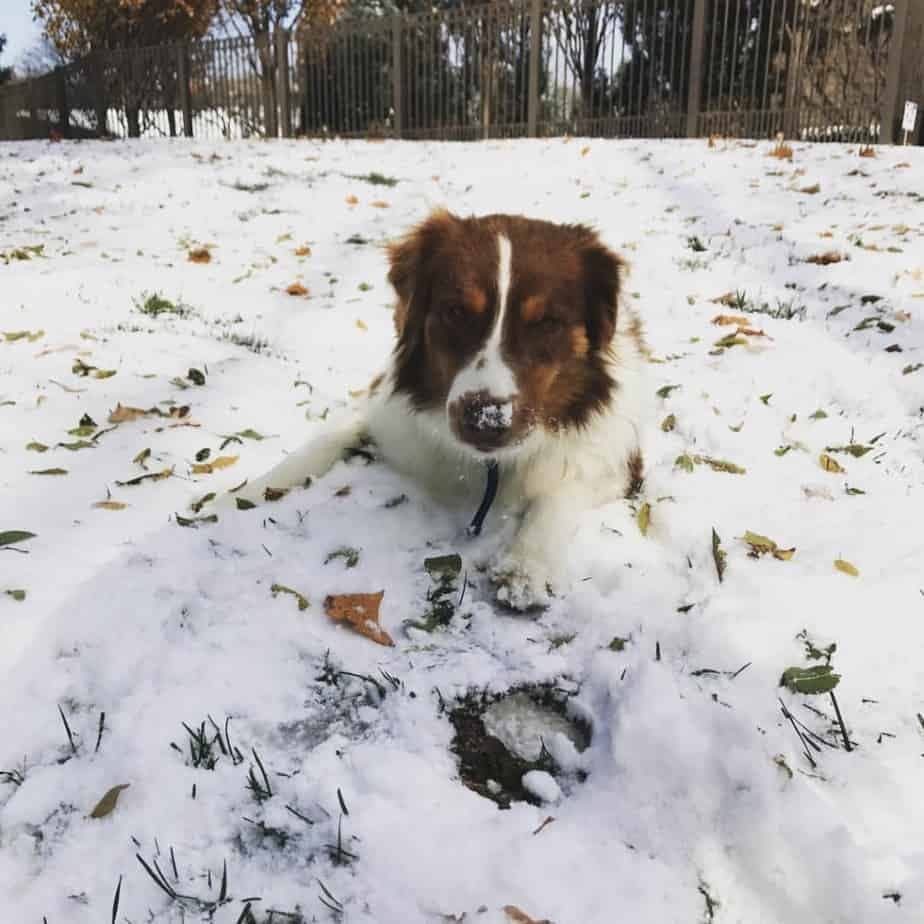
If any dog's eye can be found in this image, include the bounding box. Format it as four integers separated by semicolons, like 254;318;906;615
440;303;466;323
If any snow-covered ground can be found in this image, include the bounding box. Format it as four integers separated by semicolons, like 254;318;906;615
2;136;923;923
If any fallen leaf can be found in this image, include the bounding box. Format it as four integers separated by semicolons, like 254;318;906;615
115;468;172;487
712;528;726;583
345;194;359;206
661;414;676;432
741;531;795;561
503;905;552;924
133;448;151;468
271;583;310;611
89;783;130;819
30;468;68;476
656;384;680;398
819;453;845;474
26;441;49;452
175;512;218;528
780;665;840;695
0;530;37;547
4;589;26;602
188;247;212;264
370;200;390;208
286;282;309;297
190;492;216;513
799;183;821;195
294;245;312;257
637;502;651;537
109;404;147;423
805;251;843;265
324;591;393;646
235;497;256;510
93;500;127;511
187;367;206;387
711;314;750;326
3;329;44;343
191;455;238;474
834;558;859;577
334;485;352;497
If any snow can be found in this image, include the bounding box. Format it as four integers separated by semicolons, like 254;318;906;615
2;135;924;923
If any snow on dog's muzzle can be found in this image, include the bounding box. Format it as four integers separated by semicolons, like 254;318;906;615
450;390;515;453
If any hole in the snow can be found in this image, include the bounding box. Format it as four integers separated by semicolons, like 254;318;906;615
448;684;591;809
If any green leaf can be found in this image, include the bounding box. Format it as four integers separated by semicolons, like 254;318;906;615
675;454;695;473
89;783;131;819
902;363;923;375
661;414;676;432
190;492;216;514
637;502;651;537
271;583;309;611
0;530;37;547
759;393;773;405
235;428;266;441
30;468;68;476
424;554;462;579
656;384;681;399
175;512;218;528
825;443;872;458
57;440;95;451
809;409;828;420
712;528;726;583
608;636;630;652
187;367;206;386
780;665;841;695
235;497;256;511
774;445;792;457
26;441;49;452
325;546;360;568
4;589;26;602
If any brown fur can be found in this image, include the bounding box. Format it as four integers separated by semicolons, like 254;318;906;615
385;210;625;437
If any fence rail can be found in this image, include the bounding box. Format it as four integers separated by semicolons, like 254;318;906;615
1;0;920;145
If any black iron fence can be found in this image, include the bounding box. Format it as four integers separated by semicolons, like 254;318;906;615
2;0;921;145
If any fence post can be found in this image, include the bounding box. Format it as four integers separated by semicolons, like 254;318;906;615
276;28;292;138
881;0;908;145
527;0;541;137
257;33;277;137
177;42;193;138
55;66;69;138
392;15;403;137
883;0;924;145
685;0;707;138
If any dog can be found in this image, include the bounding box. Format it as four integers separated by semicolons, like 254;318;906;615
228;210;649;610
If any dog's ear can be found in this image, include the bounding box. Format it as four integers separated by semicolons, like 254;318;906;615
387;209;457;339
582;240;624;352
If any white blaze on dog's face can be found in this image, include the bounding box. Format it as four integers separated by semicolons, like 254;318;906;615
386;210;626;459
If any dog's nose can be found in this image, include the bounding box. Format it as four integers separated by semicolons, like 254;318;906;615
451;391;514;452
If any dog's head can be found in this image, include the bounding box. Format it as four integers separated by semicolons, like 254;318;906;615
386;210;625;458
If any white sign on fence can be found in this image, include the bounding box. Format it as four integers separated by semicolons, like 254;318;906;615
903;101;918;134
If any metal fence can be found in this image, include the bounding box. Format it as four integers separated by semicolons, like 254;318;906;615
1;0;920;145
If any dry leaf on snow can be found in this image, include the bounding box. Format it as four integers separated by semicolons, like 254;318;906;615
503;905;553;924
286;282;310;297
834;559;859;577
89;783;130;819
324;591;393;646
711;314;751;326
188;247;212;264
191;455;238;474
819;453;845;474
93;500;128;511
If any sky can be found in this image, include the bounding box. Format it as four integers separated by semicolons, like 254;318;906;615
1;1;41;68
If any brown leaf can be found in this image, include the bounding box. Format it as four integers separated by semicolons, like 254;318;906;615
370;200;390;208
580;144;591;156
294;245;312;257
324;592;393;646
819;453;845;474
188;247;212;264
334;485;352;497
799;183;821;195
503;906;552;924
286;282;309;297
355;319;368;331
89;783;130;819
93;500;128;511
191;455;238;474
345;194;359;206
805;251;843;266
108;403;149;423
858;145;876;158
711;314;751;326
30;467;68;475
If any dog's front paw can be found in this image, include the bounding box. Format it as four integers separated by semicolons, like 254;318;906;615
490;556;557;612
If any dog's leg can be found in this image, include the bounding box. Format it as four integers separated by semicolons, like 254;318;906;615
216;412;368;509
491;482;594;611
